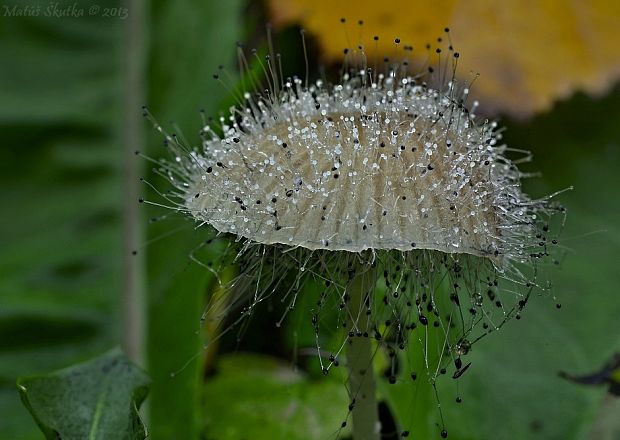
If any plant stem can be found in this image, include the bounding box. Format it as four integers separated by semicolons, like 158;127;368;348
122;0;146;366
346;268;380;440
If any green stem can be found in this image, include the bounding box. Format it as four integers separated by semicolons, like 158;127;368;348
121;0;146;366
346;268;380;440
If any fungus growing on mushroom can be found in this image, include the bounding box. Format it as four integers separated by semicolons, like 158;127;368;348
142;25;565;440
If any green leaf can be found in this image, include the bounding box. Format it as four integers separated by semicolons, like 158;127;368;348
203;353;351;440
17;348;150;440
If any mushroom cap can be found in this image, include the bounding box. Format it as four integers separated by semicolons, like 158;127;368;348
184;77;531;262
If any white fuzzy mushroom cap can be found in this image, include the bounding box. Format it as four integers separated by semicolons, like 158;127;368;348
144;37;566;406
179;72;544;265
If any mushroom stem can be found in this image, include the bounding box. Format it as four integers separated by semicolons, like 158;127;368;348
346;268;380;440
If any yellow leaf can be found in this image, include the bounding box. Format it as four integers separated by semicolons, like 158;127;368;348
268;0;620;118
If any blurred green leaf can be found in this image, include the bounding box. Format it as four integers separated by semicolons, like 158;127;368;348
17;348;150;440
203;353;350;440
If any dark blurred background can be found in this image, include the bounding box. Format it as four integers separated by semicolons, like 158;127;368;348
1;1;619;439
